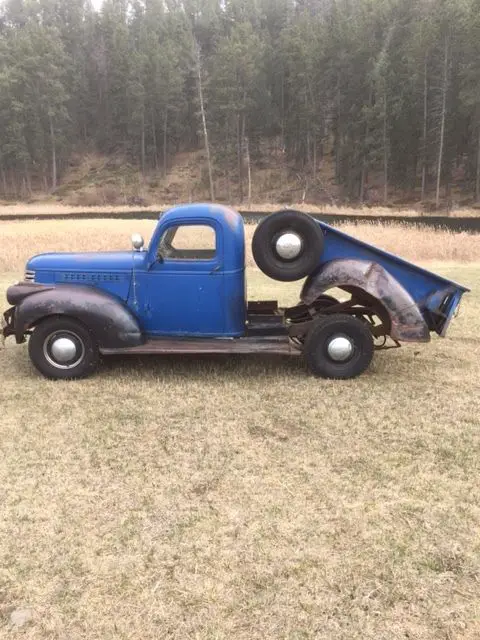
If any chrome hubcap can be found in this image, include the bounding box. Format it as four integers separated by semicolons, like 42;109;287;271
51;338;77;363
327;335;354;362
275;232;303;260
43;331;85;370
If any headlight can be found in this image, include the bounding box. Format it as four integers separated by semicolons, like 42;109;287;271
24;270;35;282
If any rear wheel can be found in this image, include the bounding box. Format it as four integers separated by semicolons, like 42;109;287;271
28;317;99;380
304;314;374;379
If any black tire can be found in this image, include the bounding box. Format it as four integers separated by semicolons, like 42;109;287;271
28;316;99;380
313;294;339;308
252;210;324;281
304;314;374;379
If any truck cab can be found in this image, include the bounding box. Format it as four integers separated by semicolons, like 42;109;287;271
130;204;246;337
2;204;469;380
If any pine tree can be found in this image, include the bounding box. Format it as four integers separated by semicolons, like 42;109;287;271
0;0;479;204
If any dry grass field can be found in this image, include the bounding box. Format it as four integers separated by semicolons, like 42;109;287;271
1;218;480;273
0;219;479;639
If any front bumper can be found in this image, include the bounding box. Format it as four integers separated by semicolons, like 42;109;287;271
1;307;17;344
3;281;53;346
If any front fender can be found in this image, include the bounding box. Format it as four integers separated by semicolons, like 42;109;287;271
13;284;143;348
301;259;430;343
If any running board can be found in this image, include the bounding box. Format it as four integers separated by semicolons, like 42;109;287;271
100;335;301;356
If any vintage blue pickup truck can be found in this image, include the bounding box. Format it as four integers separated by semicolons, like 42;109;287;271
2;204;469;380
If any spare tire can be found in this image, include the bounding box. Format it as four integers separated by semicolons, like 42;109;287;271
252;210;324;281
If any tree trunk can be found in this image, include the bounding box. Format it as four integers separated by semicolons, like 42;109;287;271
140;109;146;175
195;41;214;201
383;89;388;204
0;159;7;196
49;114;57;191
237;114;244;203
280;69;285;151
476;125;480;203
421;54;428;201
8;169;17;198
301;175;308;203
225;119;230;202
306;127;311;167
436;34;449;210
245;135;252;208
319;118;325;161
335;75;341;182
226;173;231;202
24;160;32;196
241;113;246;201
163;109;168;179
360;85;373;204
10;170;18;198
151;109;158;171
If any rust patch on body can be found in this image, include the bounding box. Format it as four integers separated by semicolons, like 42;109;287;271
301;259;430;343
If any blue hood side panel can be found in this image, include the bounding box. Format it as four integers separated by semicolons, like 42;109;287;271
27;251;137;272
27;251;137;302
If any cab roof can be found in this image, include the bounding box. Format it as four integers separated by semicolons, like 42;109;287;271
160;203;243;229
153;203;245;272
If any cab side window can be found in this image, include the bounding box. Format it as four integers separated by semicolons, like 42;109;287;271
158;224;217;260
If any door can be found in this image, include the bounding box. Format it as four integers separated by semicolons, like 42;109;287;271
139;221;225;336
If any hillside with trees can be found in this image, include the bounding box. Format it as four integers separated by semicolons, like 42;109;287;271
1;0;480;208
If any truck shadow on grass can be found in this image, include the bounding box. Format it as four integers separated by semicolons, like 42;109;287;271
2;341;433;384
2;343;402;382
99;353;308;379
96;350;397;381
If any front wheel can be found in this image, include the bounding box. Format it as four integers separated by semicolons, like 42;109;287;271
28;317;99;380
304;314;374;379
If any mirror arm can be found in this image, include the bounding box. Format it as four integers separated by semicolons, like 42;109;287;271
146;250;162;270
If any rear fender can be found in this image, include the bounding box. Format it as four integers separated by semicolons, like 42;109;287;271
301;259;430;342
12;284;143;348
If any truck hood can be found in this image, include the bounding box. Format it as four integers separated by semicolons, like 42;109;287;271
27;251;139;272
26;251;145;302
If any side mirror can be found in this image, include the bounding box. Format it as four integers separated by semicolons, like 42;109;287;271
131;233;145;252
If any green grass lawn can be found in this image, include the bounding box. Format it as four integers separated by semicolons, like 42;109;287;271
0;264;479;639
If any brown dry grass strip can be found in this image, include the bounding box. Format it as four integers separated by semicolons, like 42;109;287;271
1;218;479;274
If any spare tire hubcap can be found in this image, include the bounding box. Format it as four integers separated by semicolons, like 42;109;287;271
275;232;303;260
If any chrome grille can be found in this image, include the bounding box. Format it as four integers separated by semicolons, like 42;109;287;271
24;270;35;282
61;272;123;282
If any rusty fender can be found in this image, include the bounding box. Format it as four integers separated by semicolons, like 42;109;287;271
301;259;430;342
8;283;143;348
